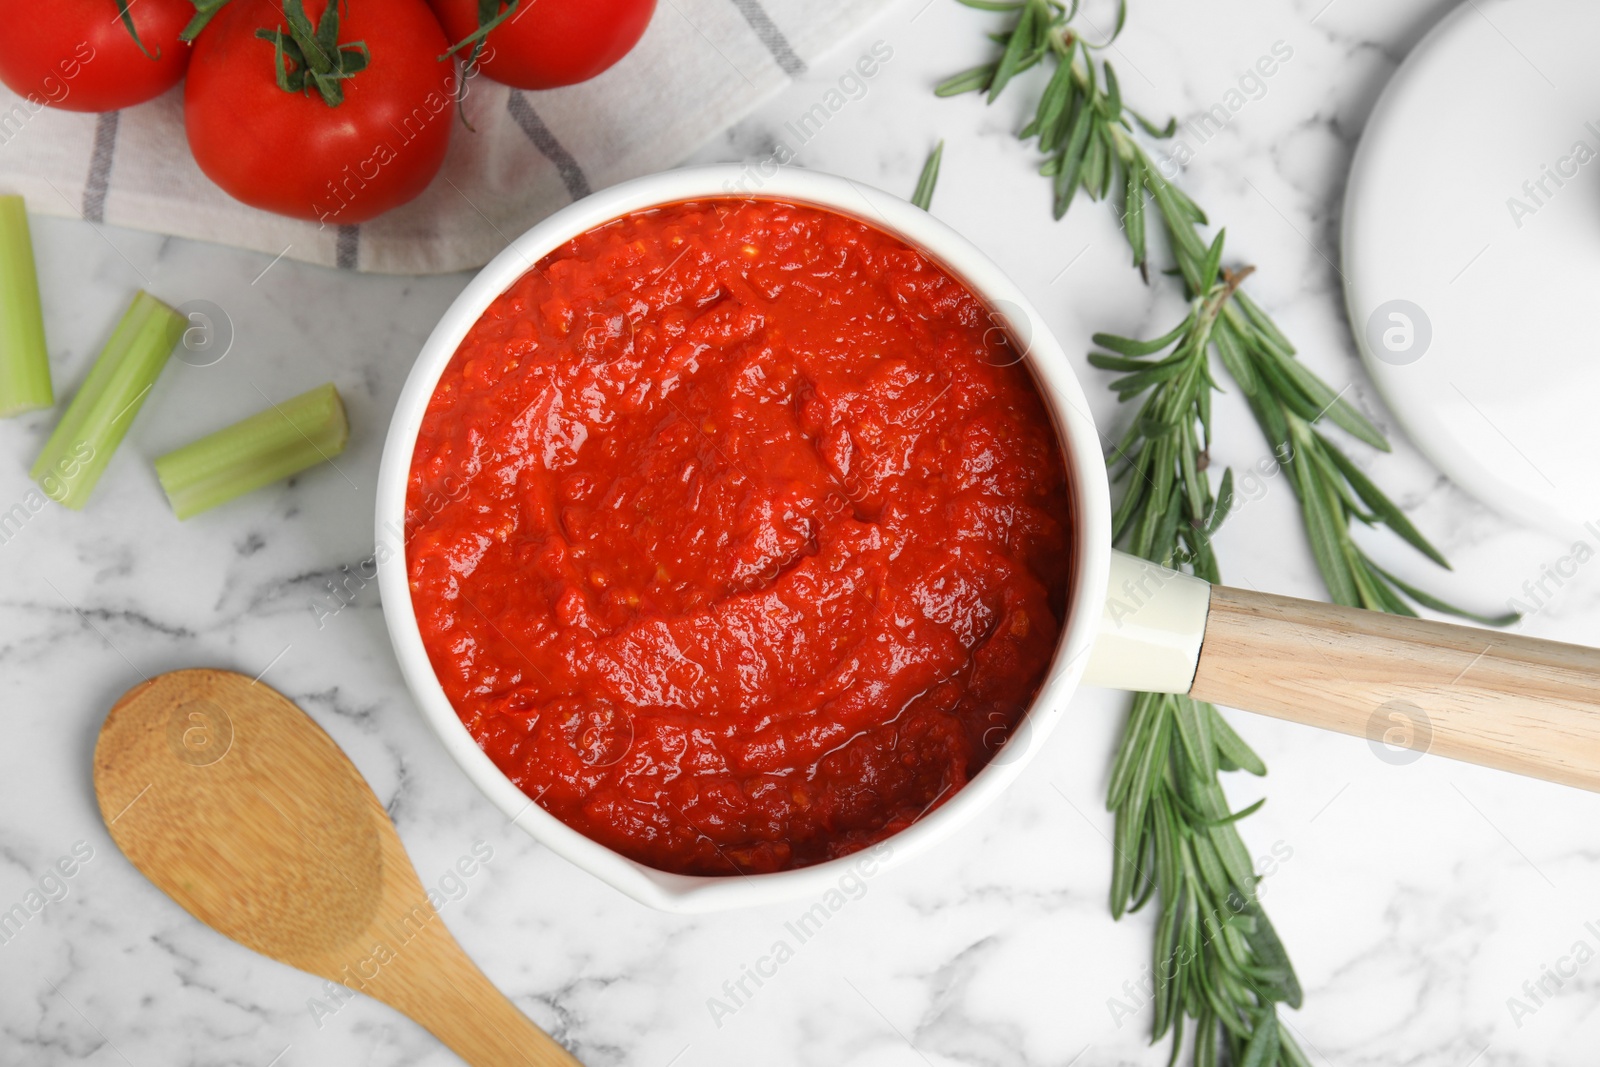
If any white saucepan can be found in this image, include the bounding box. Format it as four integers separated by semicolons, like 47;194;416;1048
377;166;1600;913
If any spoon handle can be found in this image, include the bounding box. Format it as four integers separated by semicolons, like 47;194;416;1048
1190;584;1600;790
361;917;584;1067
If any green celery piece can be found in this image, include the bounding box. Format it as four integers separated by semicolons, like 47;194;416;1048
0;195;52;416
154;382;349;519
31;291;183;508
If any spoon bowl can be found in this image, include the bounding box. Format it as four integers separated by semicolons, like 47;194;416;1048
93;668;582;1067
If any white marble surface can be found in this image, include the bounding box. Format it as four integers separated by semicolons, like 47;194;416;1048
4;0;1600;1064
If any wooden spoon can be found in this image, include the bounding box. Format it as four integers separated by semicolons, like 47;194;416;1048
92;668;584;1067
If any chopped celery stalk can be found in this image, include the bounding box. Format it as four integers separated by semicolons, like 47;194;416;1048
154;382;349;520
30;291;183;509
0;196;52;416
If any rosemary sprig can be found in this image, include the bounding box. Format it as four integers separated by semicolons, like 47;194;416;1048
1096;227;1514;627
937;1;1515;1063
938;0;1507;620
1106;690;1306;1067
1091;244;1310;1067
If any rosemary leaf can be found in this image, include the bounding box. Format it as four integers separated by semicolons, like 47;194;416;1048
935;63;996;96
1317;434;1448;567
955;0;1024;11
912;141;944;210
987;0;1039;102
1371;561;1521;627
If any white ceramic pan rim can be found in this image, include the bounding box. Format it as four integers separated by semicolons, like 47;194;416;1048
375;166;1112;913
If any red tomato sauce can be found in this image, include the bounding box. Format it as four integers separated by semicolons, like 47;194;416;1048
407;199;1073;875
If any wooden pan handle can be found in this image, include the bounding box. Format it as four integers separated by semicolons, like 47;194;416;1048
1189;585;1600;791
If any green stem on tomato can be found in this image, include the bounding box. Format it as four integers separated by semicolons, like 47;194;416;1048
438;0;522;68
154;382;349;519
180;0;234;43
31;291;183;509
115;0;160;59
0;196;53;418
253;0;370;107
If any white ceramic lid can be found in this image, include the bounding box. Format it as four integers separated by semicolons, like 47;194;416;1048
1344;0;1600;539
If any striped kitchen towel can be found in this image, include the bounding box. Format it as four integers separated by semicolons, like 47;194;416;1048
0;0;893;274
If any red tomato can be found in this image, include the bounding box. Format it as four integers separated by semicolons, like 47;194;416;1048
0;0;192;112
184;0;455;224
429;0;655;90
